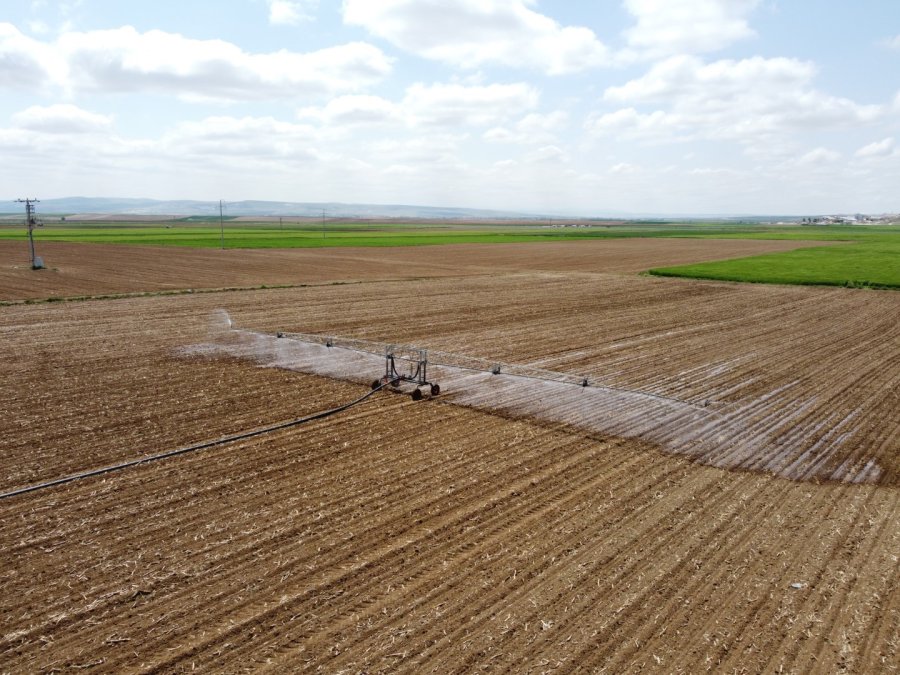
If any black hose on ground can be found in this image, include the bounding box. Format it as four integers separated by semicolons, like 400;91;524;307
0;381;389;501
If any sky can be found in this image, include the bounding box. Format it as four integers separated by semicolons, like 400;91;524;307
1;0;899;216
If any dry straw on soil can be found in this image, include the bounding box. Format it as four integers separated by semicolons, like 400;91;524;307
1;241;897;672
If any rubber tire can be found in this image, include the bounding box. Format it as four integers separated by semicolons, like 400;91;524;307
411;388;423;401
430;383;441;396
371;379;381;390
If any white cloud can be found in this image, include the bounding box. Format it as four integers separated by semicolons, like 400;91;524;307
267;0;317;25
528;144;567;164
0;110;338;202
0;22;64;89
3;9;898;214
609;162;638;174
484;110;568;144
342;0;608;74
0;117;133;175
881;35;900;50
605;55;814;103
518;111;567;133
403;82;538;127
585;107;673;141
688;167;740;177
0;23;391;101
367;133;470;167
593;55;883;144
482;127;515;143
61;27;392;101
298;94;401;126
164;116;321;161
855;137;895;158
298;82;538;130
622;0;760;59
0;110;324;173
28;20;50;35
12;103;112;134
796;147;841;165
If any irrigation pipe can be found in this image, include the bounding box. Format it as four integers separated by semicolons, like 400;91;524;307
0;382;389;501
274;330;711;412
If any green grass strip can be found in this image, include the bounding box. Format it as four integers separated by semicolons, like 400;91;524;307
649;241;900;290
0;223;783;249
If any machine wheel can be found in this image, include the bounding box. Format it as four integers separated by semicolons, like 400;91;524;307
411;388;423;401
430;383;441;396
371;379;381;390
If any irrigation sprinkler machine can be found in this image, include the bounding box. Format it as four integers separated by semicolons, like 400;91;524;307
268;328;707;416
374;344;440;400
275;331;441;401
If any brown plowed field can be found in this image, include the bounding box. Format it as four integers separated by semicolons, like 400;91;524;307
1;237;826;301
1;241;898;672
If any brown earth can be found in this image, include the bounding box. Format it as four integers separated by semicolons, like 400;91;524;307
1;237;829;301
0;241;897;672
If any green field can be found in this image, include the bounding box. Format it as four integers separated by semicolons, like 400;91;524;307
0;221;742;248
650;227;900;289
2;220;898;290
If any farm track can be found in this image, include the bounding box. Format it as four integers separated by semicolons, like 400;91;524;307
0;240;898;671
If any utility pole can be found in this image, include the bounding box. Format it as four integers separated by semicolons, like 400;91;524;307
219;200;225;250
16;198;43;269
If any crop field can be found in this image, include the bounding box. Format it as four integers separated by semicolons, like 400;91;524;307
3;219;898;291
0;219;758;250
1;240;898;672
0;237;821;302
652;227;900;289
0;222;688;249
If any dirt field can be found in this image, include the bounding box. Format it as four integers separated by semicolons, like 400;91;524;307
1;241;897;672
0;237;827;301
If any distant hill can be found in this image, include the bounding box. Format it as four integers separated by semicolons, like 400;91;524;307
0;197;835;222
4;197;544;220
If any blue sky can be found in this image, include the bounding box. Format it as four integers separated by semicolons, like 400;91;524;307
1;0;899;215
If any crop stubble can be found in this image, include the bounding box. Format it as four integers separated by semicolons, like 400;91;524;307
0;240;898;672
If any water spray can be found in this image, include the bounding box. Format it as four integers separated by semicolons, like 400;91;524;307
189;317;882;485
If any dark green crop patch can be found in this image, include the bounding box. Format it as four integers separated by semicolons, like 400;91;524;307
649;237;900;290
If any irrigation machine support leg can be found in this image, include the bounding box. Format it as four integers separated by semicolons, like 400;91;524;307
378;349;440;400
